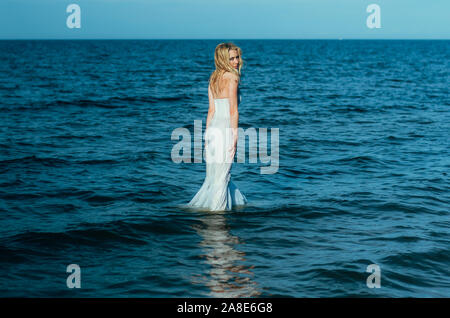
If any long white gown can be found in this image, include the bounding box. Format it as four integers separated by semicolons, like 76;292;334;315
187;94;248;211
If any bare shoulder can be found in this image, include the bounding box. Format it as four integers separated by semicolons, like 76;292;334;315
223;71;239;83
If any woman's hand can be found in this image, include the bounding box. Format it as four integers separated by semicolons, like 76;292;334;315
228;143;236;160
204;127;209;151
228;134;238;160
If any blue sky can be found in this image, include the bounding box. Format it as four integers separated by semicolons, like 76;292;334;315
1;0;449;39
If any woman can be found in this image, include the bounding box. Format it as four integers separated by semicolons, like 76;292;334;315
187;43;248;211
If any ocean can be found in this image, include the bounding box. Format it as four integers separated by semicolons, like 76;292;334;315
0;39;449;297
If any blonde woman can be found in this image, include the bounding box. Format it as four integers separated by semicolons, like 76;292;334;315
187;43;248;211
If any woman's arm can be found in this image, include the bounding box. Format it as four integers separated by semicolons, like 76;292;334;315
205;83;215;131
227;73;239;156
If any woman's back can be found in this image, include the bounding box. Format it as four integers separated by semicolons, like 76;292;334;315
210;72;240;100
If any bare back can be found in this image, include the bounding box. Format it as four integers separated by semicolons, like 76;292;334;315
210;72;239;100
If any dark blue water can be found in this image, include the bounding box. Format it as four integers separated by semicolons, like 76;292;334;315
0;40;449;297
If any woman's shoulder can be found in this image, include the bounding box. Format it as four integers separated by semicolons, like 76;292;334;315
222;71;240;81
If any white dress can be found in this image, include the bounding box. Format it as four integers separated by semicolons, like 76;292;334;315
187;94;248;211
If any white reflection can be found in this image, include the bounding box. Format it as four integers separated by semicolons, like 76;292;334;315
192;210;261;297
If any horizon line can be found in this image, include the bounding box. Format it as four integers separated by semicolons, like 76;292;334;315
1;38;449;41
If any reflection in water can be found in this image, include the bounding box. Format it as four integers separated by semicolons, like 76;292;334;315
192;210;261;297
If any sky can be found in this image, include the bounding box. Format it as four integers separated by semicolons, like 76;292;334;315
1;0;449;39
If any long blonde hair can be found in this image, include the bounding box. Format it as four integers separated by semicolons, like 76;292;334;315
209;42;244;98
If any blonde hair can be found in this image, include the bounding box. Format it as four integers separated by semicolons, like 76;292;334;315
209;42;244;98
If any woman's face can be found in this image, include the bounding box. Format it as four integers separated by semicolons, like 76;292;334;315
229;49;240;69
